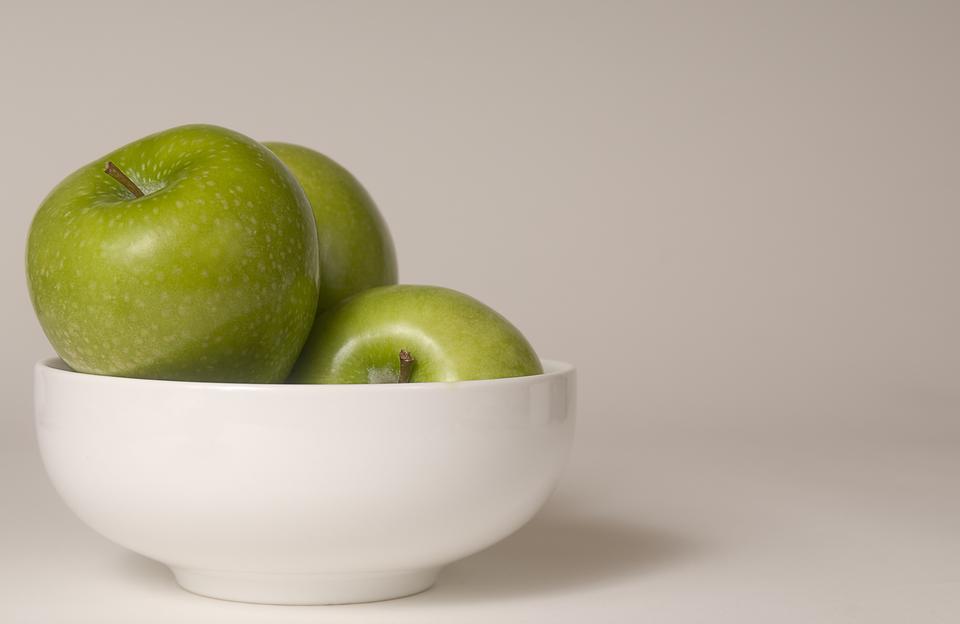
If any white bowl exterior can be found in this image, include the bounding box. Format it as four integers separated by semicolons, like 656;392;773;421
35;359;575;578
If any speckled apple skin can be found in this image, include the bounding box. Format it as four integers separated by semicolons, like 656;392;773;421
288;285;543;384
26;125;320;382
264;142;397;312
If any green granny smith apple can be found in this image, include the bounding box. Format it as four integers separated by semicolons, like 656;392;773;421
26;124;320;382
288;285;542;383
264;142;397;312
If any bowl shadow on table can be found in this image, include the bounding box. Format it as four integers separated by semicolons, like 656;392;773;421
114;509;699;604
412;509;699;603
114;552;178;593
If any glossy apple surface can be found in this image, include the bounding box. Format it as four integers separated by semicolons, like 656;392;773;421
26;124;319;382
264;142;397;312
288;285;542;383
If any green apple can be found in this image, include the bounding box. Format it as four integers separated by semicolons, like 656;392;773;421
288;285;543;383
26;124;320;382
263;142;397;312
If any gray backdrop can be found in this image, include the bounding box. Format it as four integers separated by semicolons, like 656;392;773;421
2;2;958;621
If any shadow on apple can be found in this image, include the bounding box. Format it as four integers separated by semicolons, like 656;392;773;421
114;506;698;604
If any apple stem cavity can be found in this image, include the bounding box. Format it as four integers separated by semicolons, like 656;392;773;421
104;161;145;198
398;350;415;383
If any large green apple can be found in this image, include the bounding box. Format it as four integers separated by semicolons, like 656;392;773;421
263;142;397;312
288;285;543;383
26;124;320;382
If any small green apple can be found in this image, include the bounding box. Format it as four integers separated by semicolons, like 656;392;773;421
288;285;543;383
26;124;320;382
263;142;397;312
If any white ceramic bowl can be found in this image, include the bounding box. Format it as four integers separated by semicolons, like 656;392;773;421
34;358;575;605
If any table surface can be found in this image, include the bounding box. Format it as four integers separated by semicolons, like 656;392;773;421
3;394;959;624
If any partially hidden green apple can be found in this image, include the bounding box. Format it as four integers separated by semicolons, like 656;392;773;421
264;142;397;312
288;285;543;383
26;124;320;382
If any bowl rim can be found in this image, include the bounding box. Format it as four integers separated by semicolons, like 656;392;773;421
35;357;574;392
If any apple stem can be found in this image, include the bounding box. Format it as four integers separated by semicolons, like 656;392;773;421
104;161;145;198
398;350;415;383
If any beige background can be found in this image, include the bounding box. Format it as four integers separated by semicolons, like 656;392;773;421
1;1;958;622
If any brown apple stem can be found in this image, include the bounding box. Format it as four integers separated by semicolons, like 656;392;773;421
104;161;144;198
398;350;415;383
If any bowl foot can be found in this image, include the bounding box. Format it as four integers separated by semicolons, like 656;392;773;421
171;566;440;605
